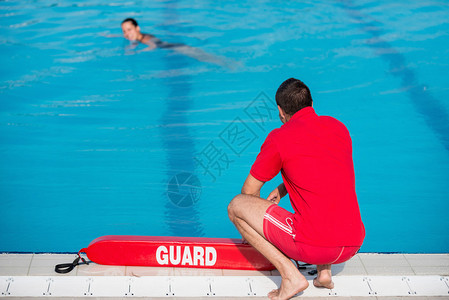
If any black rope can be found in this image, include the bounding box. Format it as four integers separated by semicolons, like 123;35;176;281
55;254;89;274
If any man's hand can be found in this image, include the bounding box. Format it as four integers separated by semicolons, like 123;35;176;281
266;183;287;204
266;187;281;204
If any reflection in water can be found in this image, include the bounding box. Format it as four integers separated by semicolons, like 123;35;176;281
160;1;204;237
340;0;449;152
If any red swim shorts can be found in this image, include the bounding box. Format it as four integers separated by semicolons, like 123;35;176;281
263;204;360;265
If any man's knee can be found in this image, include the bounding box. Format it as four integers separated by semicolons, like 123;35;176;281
228;194;243;221
228;193;266;221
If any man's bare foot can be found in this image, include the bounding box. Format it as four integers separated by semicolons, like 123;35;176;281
313;272;334;289
268;275;309;300
313;264;334;289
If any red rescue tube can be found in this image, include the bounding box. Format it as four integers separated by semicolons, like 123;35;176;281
79;235;275;271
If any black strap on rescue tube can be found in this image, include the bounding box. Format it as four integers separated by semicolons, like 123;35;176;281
55;251;89;274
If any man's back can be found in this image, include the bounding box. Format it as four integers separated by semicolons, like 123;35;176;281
252;107;365;247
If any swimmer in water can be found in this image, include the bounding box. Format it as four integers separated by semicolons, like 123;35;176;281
121;18;232;67
121;18;183;52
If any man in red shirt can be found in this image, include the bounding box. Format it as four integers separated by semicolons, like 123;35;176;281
228;78;365;300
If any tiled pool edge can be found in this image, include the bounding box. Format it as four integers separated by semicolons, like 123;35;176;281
1;253;448;277
1;275;448;298
1;254;448;298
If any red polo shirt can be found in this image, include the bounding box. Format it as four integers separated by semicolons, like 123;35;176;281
250;107;365;247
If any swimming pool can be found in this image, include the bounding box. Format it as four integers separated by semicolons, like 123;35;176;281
1;0;448;253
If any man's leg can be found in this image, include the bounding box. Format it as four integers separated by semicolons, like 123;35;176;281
314;264;334;289
228;194;309;300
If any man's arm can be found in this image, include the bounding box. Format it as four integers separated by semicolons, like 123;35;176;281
241;174;265;197
238;174;266;244
266;183;287;204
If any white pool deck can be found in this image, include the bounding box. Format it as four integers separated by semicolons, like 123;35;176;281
1;253;448;299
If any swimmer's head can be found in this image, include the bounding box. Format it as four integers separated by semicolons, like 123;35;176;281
275;78;313;120
121;18;141;41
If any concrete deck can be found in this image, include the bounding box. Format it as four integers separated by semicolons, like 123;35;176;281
0;253;448;299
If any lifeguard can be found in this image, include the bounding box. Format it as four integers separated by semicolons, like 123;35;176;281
228;78;365;300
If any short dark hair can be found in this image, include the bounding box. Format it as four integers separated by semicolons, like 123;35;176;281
275;78;313;115
122;18;138;27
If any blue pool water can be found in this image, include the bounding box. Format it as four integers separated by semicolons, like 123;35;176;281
1;0;448;253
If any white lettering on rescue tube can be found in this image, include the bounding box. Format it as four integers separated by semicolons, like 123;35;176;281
156;245;217;266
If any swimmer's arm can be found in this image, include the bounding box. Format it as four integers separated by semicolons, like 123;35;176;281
139;35;157;51
241;174;265;198
266;183;287;204
139;41;157;51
